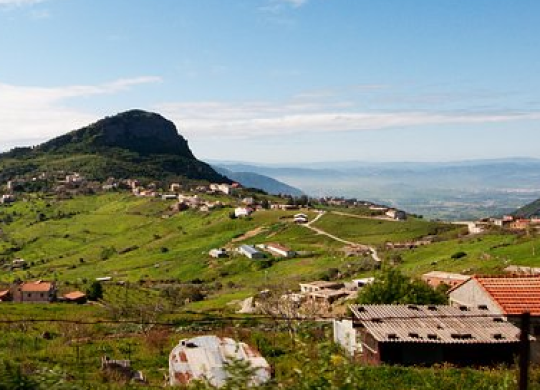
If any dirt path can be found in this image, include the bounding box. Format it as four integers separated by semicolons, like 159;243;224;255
231;226;266;243
304;211;382;263
330;210;398;222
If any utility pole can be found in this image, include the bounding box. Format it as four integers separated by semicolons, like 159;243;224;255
519;311;531;390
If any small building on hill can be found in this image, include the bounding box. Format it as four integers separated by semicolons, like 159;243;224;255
209;248;228;259
266;243;295;258
386;209;407;221
300;281;344;293
335;304;523;365
63;291;87;304
238;245;265;259
12;281;56;303
422;271;470;289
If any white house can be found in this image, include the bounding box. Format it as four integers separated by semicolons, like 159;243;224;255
209;248;228;258
235;207;253;218
266;243;295;258
238;245;265;259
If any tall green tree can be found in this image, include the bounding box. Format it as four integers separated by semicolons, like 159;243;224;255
86;281;104;301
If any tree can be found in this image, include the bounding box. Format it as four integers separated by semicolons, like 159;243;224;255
357;268;447;305
86;281;104;301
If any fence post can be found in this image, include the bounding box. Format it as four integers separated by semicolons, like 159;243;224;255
519;311;531;390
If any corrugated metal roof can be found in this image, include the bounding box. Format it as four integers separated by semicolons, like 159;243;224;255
349;304;522;344
239;245;262;255
169;335;271;388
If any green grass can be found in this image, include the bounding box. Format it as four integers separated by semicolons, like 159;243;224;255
312;213;458;245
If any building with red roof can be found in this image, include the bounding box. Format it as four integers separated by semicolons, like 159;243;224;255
448;275;540;317
12;281;57;303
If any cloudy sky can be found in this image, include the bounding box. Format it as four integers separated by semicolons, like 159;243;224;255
1;0;540;163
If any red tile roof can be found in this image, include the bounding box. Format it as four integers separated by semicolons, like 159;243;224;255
63;291;87;301
474;276;540;315
20;281;54;292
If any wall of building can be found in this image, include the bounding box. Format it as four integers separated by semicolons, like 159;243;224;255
448;280;503;314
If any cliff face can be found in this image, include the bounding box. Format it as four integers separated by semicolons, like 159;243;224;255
38;110;195;158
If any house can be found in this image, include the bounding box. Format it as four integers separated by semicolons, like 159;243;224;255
234;207;253;218
12;281;56;303
11;258;27;269
238;245;266;259
492;215;514;228
63;291;87;304
421;271;471;289
170;183;181;192
169;335;271;388
510;218;532;230
448;275;540;336
210;183;236;195
306;288;351;305
349;277;375;289
162;194;178;200
242;197;255;205
336;304;522;365
299;281;344;293
386;209;407;221
1;194;15;204
209;248;228;258
266;243;296;258
294;213;308;224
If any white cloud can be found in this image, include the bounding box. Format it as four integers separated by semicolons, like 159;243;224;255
0;0;44;6
155;100;540;140
0;77;162;148
280;0;308;7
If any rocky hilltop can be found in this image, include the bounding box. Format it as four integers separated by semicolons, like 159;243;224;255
0;110;229;183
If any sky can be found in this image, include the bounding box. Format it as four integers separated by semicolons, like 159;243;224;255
1;0;540;163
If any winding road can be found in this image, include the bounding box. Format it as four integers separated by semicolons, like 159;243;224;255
304;211;382;263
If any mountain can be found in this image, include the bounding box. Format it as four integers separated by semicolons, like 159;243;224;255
514;198;540;218
0;110;229;183
213;166;304;196
214;159;540;220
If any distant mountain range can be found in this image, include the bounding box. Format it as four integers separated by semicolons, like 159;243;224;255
0;110;229;184
213;166;303;196
213;159;540;220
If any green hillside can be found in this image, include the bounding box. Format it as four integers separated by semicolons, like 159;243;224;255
0;110;229;183
3;192;538;312
514;197;540;218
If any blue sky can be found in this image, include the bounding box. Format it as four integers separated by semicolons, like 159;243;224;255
1;0;539;163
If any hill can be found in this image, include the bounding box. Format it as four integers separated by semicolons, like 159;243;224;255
213;166;304;196
0;110;229;183
514;198;540;218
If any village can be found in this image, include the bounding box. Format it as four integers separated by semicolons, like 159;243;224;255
2;172;540;387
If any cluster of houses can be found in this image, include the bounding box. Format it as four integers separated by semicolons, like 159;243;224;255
209;243;298;260
334;272;540;366
465;214;540;234
0;281;87;304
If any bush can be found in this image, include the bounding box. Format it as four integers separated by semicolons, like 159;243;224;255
451;251;467;259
